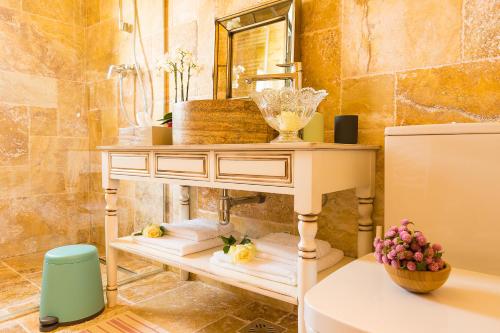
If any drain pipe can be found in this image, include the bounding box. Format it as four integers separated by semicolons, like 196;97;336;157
218;189;266;225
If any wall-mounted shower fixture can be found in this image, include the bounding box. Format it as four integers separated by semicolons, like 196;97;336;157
106;64;136;79
107;0;153;130
218;189;266;225
118;0;133;32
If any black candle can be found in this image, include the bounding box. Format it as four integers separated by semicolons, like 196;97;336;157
334;115;358;144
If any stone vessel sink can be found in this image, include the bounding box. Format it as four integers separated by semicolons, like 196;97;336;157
172;100;275;145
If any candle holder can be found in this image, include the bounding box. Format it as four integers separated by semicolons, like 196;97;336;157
250;87;328;143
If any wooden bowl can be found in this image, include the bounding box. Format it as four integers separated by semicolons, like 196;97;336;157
384;264;451;293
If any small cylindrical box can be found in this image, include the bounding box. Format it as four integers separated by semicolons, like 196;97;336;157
334;115;358;144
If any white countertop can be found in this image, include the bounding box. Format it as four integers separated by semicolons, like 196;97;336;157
305;255;500;333
97;142;379;151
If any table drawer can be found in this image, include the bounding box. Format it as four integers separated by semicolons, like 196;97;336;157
155;152;209;180
110;152;150;176
215;151;292;186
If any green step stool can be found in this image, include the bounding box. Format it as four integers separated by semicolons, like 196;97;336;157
39;244;105;332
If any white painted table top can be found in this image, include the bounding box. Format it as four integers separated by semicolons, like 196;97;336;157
98;142;379;151
305;255;500;333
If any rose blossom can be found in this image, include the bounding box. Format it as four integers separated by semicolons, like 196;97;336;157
428;262;439;272
417;235;427;246
407;261;416;271
414;252;423;262
400;231;412;243
432;243;443;252
385;229;396;238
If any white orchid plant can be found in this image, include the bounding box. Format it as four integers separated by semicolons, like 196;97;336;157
157;48;201;103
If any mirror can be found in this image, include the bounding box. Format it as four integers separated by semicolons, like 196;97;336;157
214;0;300;99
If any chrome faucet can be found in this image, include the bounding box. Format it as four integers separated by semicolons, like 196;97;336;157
244;62;303;90
218;189;266;225
106;64;136;79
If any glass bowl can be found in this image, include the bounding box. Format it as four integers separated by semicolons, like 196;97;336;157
250;87;328;143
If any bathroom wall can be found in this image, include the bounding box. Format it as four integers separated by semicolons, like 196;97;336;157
0;1;90;258
84;0;167;244
169;0;499;257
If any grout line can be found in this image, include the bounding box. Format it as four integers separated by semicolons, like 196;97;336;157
461;0;466;62
342;55;500;81
1;261;41;291
393;73;397;126
339;0;344;118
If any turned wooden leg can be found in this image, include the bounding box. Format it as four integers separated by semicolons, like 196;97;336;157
104;187;119;307
179;185;190;220
297;213;318;333
357;197;374;257
179;185;190;281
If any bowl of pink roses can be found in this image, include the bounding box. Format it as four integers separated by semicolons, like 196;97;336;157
374;219;451;293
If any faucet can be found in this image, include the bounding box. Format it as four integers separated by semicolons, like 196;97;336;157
244;62;303;90
106;64;136;79
218;189;266;225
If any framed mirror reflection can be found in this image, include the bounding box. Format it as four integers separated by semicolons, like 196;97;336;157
214;0;301;99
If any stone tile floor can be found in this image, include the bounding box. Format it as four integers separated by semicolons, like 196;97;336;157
0;249;298;333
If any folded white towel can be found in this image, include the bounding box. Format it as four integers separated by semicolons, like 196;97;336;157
133;232;238;256
210;250;297;285
209;248;344;286
161;218;234;241
256;248;343;270
254;233;332;261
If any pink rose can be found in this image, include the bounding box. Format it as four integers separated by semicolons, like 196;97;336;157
384;239;392;247
405;251;414;260
375;253;383;263
432;243;443;252
414;252;423;262
417;235;427;246
391;260;399;269
400;219;411;226
407;261;416;271
428;262;439;272
385;230;396;238
395;244;405;253
400;231;412;244
382;255;389;264
388;250;397;260
426;248;435;257
397;251;406;260
425;257;433;264
410;241;421;252
398;225;408;233
375;242;384;252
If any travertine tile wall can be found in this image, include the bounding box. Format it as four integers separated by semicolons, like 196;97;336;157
84;0;166;245
0;0;90;258
1;0;497;258
171;0;499;257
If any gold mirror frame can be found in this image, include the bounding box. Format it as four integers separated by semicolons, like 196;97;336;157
213;0;301;100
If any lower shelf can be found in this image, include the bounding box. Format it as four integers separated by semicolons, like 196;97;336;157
111;236;354;305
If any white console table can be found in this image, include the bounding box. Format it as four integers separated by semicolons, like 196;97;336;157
99;142;378;333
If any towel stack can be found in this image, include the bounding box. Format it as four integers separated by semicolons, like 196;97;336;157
133;218;235;256
210;233;344;286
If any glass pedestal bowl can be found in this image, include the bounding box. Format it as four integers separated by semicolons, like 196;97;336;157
250;87;328;143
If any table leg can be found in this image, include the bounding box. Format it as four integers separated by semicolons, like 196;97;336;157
297;213;318;333
104;186;119;307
